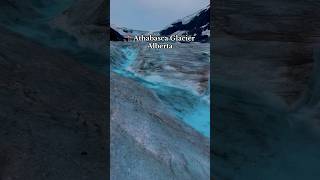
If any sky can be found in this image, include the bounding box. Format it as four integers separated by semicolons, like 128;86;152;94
110;0;209;31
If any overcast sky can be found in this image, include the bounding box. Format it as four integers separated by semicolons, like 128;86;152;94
110;0;209;31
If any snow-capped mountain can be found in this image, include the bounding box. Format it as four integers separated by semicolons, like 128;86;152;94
110;24;154;41
160;5;210;42
111;24;150;37
110;5;210;42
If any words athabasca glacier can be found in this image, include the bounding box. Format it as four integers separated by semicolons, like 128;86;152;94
129;35;196;49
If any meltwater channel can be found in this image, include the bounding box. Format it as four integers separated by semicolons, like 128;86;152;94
111;42;210;137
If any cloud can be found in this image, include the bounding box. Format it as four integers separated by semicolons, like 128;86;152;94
136;0;208;13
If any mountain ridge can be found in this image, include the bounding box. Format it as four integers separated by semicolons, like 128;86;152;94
111;5;210;42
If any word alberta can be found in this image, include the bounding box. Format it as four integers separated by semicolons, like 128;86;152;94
148;43;173;49
129;35;196;49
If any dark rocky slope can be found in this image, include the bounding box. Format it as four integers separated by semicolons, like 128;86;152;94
160;5;210;42
110;28;124;41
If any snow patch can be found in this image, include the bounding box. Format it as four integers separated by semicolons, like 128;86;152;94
202;29;210;36
111;24;149;36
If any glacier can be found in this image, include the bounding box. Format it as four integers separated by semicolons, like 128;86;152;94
111;41;210;137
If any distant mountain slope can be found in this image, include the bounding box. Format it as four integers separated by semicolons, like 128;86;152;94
111;5;210;42
110;27;125;41
111;25;149;37
160;5;210;42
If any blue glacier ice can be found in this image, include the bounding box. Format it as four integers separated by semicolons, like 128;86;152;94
111;42;210;137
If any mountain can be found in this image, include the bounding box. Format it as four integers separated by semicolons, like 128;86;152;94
110;25;151;41
111;5;210;42
160;5;210;42
111;24;150;37
110;27;125;41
